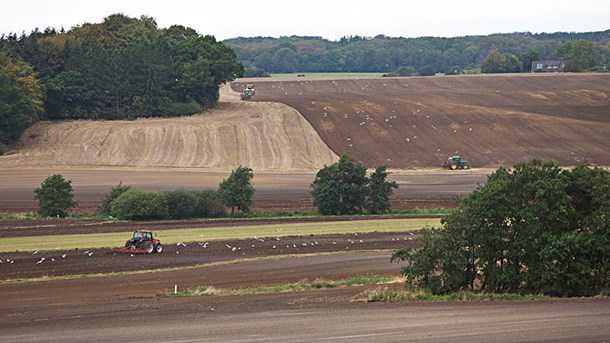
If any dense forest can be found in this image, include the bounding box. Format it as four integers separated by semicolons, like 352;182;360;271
225;31;610;76
0;14;243;150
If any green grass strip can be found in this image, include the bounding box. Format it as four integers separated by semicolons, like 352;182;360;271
169;275;399;297
0;218;438;253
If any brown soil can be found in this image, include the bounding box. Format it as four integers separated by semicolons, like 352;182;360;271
235;73;610;168
0;84;337;171
0;230;421;280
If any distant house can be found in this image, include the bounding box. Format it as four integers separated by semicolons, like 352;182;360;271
531;60;567;72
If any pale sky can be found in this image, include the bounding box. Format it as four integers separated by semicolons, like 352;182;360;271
1;0;609;41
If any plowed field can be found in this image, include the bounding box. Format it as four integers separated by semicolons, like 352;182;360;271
235;73;610;168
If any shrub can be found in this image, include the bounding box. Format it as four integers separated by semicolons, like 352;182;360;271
193;189;226;218
111;189;167;220
33;174;78;218
161;189;198;219
98;182;132;215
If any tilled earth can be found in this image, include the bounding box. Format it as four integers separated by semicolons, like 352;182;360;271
0;230;420;280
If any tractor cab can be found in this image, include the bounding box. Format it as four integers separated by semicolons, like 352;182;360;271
133;230;153;241
445;156;470;170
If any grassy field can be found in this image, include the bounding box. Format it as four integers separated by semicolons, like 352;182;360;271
269;72;384;78
0;218;439;252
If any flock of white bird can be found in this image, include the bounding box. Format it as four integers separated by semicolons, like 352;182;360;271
2;231;417;266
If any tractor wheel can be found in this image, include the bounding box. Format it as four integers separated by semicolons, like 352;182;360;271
463;165;470;170
155;243;163;254
451;164;458;170
142;241;154;254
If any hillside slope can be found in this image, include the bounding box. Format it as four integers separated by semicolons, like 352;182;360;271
0;85;338;171
237;73;610;168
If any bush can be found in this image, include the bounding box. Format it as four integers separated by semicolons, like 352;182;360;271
33;174;78;218
193;189;226;218
111;189;167;220
418;65;436;76
161;189;198;219
98;182;132;215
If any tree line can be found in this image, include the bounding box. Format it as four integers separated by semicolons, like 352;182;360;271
225;31;610;76
0;14;244;150
32;156;398;219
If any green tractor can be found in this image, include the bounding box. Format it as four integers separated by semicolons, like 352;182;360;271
444;156;470;170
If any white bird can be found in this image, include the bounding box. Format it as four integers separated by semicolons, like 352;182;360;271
177;242;187;247
36;258;45;264
87;252;93;257
32;250;38;255
332;241;336;245
226;244;231;249
51;258;55;262
176;251;180;254
62;254;67;258
83;250;90;255
231;247;237;252
251;244;255;248
272;245;276;249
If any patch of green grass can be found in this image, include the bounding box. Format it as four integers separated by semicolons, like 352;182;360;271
0;212;43;220
366;289;552;302
170;275;398;297
0;217;439;253
270;72;384;78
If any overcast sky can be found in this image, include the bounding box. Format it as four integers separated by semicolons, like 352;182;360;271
1;0;609;41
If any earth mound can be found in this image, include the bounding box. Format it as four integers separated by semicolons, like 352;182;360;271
236;73;610;168
1;85;337;171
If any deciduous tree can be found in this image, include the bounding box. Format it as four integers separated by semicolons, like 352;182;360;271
34;174;78;218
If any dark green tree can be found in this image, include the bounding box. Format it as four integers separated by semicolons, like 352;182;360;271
310;155;369;215
557;40;599;72
519;49;539;72
392;159;610;297
418;65;436;76
34;174;78;218
218;166;255;215
98;182;132;215
366;165;398;214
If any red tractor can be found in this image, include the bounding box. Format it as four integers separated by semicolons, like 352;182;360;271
113;230;163;254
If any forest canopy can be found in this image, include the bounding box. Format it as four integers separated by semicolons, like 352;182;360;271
0;14;243;147
225;31;610;75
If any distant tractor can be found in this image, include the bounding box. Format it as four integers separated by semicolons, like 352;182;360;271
240;84;255;100
112;229;163;254
444;156;470;170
